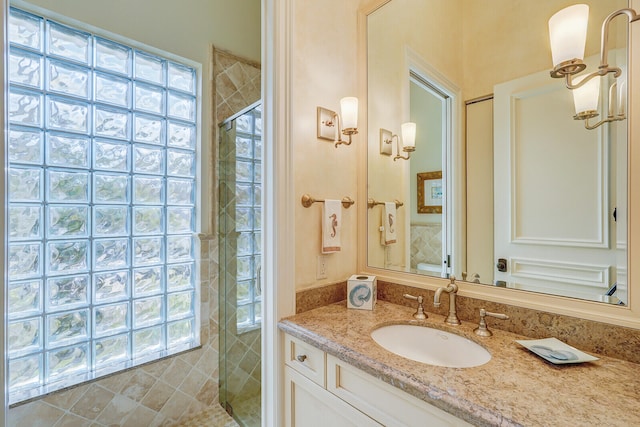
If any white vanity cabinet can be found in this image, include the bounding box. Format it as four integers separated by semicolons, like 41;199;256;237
284;334;381;426
283;333;472;427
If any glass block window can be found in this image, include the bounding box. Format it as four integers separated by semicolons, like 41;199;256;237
235;106;262;331
7;7;199;404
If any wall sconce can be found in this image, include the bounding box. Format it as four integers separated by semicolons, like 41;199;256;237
572;75;626;129
317;97;359;148
380;122;416;161
548;4;639;90
549;4;635;129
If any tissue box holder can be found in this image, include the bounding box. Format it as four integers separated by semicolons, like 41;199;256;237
347;274;377;310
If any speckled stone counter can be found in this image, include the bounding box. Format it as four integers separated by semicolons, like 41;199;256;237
278;301;640;427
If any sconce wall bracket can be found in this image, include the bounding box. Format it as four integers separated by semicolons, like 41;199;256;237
317;107;337;141
380;128;393;155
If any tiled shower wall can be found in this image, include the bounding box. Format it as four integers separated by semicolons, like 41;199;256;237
6;48;261;427
410;224;442;269
214;49;261;124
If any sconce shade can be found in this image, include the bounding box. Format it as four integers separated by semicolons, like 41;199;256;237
548;4;589;67
340;97;358;129
617;80;627;115
572;74;600;115
616;65;627;115
401;122;416;149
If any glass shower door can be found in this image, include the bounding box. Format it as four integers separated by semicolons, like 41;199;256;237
219;102;262;427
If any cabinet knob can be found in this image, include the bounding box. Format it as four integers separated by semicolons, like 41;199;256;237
296;354;307;362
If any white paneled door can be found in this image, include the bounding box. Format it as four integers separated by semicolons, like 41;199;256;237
493;67;619;302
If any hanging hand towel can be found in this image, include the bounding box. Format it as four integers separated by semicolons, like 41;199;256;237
384;202;397;245
322;200;342;253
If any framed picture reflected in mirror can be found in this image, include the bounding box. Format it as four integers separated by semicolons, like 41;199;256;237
417;171;442;214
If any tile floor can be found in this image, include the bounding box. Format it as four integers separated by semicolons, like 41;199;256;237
177;404;239;427
225;395;261;427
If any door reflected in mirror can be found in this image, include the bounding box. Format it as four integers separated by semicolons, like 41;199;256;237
366;0;629;305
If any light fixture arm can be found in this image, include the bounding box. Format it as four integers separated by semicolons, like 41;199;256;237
585;80;627;129
583;114;626;130
392;134;413;161
573;69;627;129
600;8;640;68
562;8;639;90
334;112;358;148
333;112;348;147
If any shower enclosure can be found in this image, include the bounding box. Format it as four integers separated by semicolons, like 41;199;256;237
218;102;262;427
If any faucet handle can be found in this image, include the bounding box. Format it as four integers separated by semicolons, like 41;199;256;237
474;308;509;337
448;275;459;291
403;293;427;319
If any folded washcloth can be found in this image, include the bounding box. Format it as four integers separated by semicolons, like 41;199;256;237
322;200;342;253
383;202;397;245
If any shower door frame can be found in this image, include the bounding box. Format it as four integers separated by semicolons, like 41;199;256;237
219;101;263;426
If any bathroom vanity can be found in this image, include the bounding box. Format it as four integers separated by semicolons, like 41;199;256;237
283;333;469;426
279;301;640;426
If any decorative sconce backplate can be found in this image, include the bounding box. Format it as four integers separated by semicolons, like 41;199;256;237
380;128;392;155
317;107;337;140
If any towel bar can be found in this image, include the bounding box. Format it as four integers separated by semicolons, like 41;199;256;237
301;194;355;209
367;198;403;209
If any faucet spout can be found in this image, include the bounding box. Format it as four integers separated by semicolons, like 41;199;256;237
433;276;461;325
433;287;445;307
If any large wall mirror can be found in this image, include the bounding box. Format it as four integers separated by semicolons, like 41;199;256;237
365;0;631;307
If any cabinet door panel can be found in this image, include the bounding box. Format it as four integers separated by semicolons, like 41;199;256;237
285;366;381;427
327;355;472;427
285;334;326;387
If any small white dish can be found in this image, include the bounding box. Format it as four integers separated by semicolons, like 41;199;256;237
515;337;599;364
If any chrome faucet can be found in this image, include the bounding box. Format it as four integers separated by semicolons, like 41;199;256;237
434;276;461;325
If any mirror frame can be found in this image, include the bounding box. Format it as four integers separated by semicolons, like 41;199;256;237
356;0;640;329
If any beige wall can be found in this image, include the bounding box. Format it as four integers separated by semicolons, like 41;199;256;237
21;0;261;60
292;0;366;289
465;99;494;283
462;0;628;99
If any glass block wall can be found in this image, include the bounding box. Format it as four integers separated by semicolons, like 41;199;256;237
7;7;199;403
233;106;262;331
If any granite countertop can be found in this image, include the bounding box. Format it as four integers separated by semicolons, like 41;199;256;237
278;301;640;427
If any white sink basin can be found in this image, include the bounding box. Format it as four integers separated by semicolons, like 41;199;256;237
371;324;491;368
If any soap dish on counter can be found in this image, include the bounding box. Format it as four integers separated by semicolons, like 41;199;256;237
515;337;599;364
